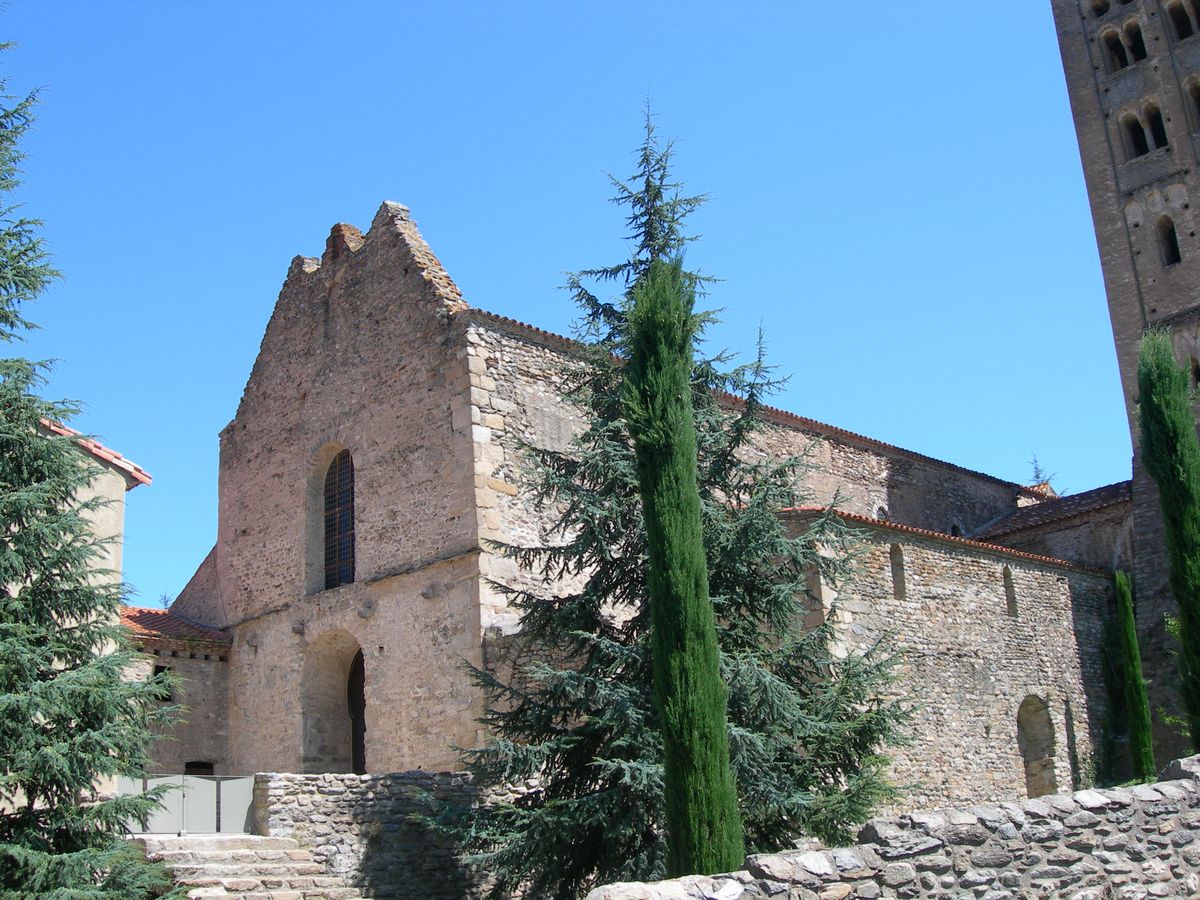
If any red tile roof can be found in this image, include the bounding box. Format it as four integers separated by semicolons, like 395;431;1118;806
974;480;1132;540
782;506;1108;575
120;606;229;648
40;419;152;489
463;308;1043;499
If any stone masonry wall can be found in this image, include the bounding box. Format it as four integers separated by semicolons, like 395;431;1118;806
789;515;1111;809
586;755;1200;900
461;311;1047;641
254;770;479;900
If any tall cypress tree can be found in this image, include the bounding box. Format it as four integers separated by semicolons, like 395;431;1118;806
1137;327;1200;750
623;257;743;876
1114;570;1156;780
0;68;179;897
445;118;909;900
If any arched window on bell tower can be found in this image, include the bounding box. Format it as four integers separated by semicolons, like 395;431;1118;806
1158;215;1183;266
324;449;356;589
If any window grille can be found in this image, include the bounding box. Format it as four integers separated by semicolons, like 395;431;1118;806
324;450;355;589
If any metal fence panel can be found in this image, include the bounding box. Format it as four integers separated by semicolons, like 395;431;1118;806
119;775;254;834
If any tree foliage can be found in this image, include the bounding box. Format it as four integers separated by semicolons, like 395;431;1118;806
1137;327;1200;750
623;257;743;876
0;68;179;898
445;118;910;900
1114;570;1155;780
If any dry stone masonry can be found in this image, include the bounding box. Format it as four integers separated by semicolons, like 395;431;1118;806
585;756;1200;900
252;770;480;900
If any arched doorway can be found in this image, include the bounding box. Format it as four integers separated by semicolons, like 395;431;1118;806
301;630;367;773
1017;695;1057;798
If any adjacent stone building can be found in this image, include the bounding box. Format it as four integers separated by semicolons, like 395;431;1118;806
1052;0;1200;764
119;201;1134;808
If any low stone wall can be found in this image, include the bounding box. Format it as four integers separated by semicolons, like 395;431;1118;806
253;770;477;900
587;757;1200;900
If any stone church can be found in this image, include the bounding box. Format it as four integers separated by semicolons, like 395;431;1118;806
117;0;1200;813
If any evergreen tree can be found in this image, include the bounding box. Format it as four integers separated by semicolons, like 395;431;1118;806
0;70;179;898
623;257;743;876
446;118;909;900
1114;570;1155;780
1137;327;1200;750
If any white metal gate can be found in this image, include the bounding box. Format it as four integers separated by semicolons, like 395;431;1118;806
118;774;255;834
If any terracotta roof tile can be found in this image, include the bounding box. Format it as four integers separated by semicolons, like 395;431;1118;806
40;419;152;489
782;506;1108;575
120;606;229;647
974;481;1132;540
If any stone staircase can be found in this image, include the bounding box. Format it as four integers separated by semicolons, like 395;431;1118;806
136;834;364;900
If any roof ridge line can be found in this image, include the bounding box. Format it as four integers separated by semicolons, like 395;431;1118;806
462;307;1042;496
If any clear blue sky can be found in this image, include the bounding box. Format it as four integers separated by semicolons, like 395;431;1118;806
4;2;1129;605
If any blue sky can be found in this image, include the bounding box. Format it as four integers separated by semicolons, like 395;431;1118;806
4;2;1128;604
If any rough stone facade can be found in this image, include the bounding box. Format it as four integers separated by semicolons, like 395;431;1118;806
1051;0;1200;764
138;201;1128;813
788;513;1112;808
585;755;1200;900
253;770;479;900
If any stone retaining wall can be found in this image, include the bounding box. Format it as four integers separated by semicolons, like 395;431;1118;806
586;756;1200;900
253;770;478;900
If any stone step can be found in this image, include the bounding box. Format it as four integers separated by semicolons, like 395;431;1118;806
186;890;361;900
139;834;301;854
168;862;327;879
157;854;316;868
175;883;357;897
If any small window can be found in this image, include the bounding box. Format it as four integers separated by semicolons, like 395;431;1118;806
890;544;906;603
1147;104;1169;149
802;565;827;630
1003;566;1018;618
876;506;889;521
1168;0;1196;39
950;523;964;538
1123;113;1150;159
324;449;356;590
1124;22;1148;61
1191;357;1200;386
152;664;173;702
185;761;215;776
1103;30;1129;71
1187;81;1200;130
1092;0;1110;15
1159;215;1183;265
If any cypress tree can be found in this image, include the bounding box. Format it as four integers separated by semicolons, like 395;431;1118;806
0;66;179;897
1137;327;1200;750
444;117;909;900
1115;570;1156;780
623;257;743;876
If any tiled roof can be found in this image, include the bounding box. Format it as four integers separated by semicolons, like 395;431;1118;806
782;506;1107;575
463;308;1042;499
974;481;1132;540
120;606;229;647
40;419;152;489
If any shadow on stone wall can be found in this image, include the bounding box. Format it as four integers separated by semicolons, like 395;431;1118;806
255;771;479;900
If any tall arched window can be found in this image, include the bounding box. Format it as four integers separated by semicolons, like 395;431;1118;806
1124;22;1148;62
324;449;356;589
1168;0;1199;40
1158;215;1183;266
1103;29;1129;72
1122;112;1150;159
1146;104;1169;149
890;544;906;603
1003;565;1018;618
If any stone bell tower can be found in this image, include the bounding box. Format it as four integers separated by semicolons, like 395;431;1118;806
1052;0;1200;761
